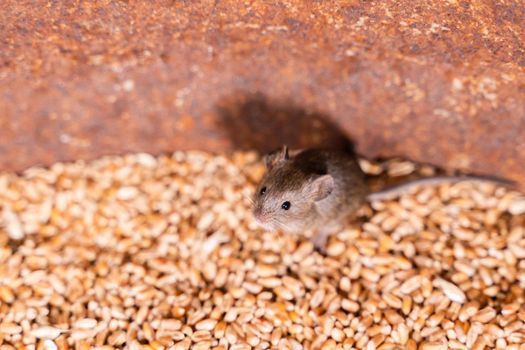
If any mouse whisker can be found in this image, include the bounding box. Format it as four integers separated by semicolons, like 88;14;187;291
272;218;293;232
241;193;256;206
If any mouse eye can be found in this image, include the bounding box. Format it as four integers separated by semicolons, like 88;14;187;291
281;201;291;210
259;187;267;195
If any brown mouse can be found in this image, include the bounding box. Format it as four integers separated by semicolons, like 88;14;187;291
252;146;516;251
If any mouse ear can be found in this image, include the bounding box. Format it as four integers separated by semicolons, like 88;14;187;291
264;145;290;170
311;174;334;201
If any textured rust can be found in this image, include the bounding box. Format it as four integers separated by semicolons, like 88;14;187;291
0;1;524;188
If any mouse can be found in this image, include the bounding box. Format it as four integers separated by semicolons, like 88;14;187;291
252;146;517;252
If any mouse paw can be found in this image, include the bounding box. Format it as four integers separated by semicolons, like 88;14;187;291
311;230;331;254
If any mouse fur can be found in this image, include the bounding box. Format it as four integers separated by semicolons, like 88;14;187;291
252;146;368;238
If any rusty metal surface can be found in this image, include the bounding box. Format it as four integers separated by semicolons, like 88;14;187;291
0;1;524;187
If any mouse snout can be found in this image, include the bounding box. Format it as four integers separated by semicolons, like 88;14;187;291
253;205;270;223
253;206;264;220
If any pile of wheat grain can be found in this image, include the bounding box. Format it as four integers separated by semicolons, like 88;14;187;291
0;151;524;350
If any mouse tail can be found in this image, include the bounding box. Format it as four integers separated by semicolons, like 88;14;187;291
367;175;517;202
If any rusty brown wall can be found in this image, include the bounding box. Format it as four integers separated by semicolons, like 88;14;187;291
1;1;524;187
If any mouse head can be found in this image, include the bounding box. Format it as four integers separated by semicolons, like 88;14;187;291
252;146;334;233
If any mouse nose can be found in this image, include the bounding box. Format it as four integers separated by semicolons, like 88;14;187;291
253;206;267;222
